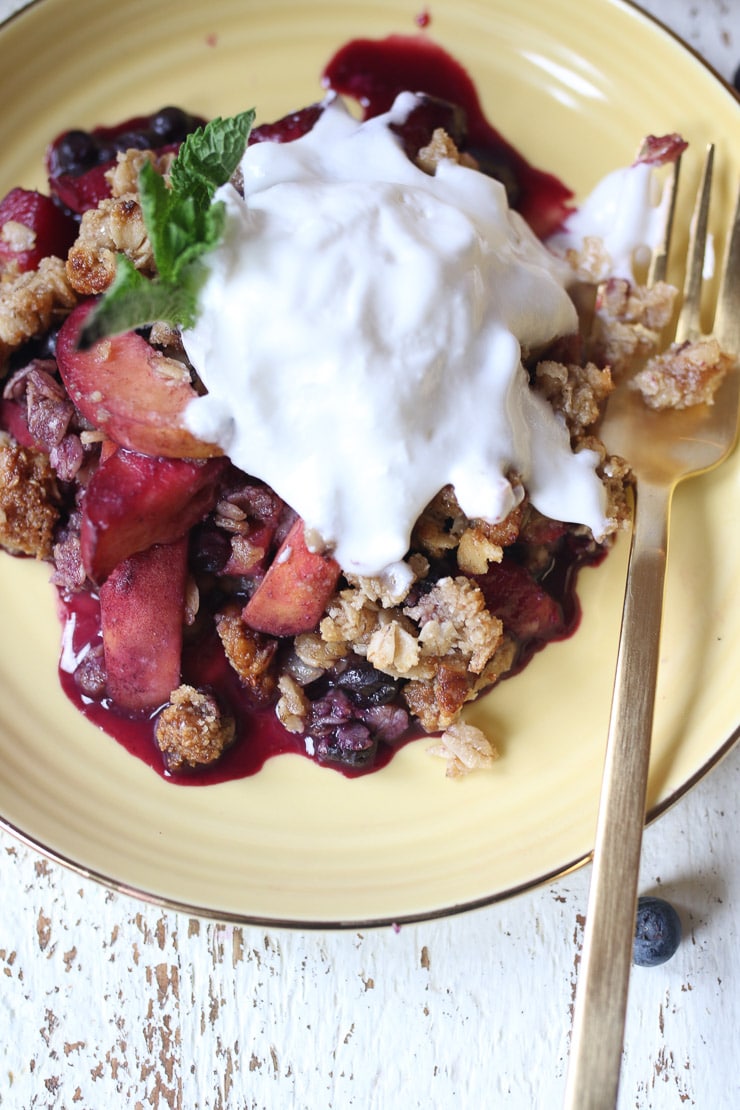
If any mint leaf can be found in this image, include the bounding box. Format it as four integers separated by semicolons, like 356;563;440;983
76;108;255;346
140;156;228;284
170;111;255;202
137;159;180;281
78;256;205;348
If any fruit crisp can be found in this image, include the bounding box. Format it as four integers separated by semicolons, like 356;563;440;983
0;36;728;783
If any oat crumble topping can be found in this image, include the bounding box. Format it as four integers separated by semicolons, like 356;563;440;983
587;278;678;375
155;684;235;772
0;257;77;365
631;336;732;409
275;674;310;734
0;439;60;558
215;603;279;701
65;150;174;296
427;720;499;778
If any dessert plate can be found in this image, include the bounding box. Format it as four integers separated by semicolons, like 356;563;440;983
0;0;738;926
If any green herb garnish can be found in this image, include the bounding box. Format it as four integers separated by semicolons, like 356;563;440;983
78;109;255;348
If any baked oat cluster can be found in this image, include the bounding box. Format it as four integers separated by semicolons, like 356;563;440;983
0;100;730;781
565;253;731;409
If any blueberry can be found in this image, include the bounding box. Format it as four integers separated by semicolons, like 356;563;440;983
306;689;378;768
315;720;377;768
189;524;231;574
112;129;153;153
633;895;682;967
333;656;400;706
93;140;119;165
149;106;195;143
48;129;99;177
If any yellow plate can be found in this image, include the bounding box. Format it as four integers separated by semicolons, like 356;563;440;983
0;0;738;926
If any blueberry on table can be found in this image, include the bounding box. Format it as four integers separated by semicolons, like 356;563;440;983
633;896;682;967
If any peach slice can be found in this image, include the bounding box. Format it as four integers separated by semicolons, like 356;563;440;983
81;447;228;583
100;538;188;713
56;301;221;459
242;518;340;637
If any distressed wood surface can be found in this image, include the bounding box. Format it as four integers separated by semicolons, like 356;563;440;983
1;1;739;1108
3;745;740;1108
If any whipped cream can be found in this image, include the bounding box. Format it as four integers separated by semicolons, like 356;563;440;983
549;161;668;279
183;94;609;575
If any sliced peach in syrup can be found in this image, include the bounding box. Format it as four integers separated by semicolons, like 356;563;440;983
55;301;221;460
100;538;187;713
81;447;228;583
242;518;340;638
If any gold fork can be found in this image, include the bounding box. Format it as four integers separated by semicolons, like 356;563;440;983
563;147;740;1109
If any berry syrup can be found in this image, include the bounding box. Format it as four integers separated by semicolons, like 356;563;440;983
57;590;300;785
57;535;601;785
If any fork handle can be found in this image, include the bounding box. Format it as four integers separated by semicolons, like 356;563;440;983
563;479;671;1110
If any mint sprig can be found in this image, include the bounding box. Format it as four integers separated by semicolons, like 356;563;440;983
78;109;255;348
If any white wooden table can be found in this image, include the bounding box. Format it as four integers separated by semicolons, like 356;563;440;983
2;2;739;1107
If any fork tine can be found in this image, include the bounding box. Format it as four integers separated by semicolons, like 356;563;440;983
713;180;740;355
674;143;714;344
647;155;681;287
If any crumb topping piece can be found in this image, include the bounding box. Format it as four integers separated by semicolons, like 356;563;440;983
317;568;512;736
0;438;60;557
403;638;516;732
416;128;478;175
275;674;310;734
293;631;348;671
319;573;503;687
0;256;77;363
66;149;174;295
535;359;614;437
427;720;499;778
631;337;732;410
215;603;279;701
587;278;678;375
583;440;633;534
404;576;504;675
411;485;468;559
155;684;235;772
